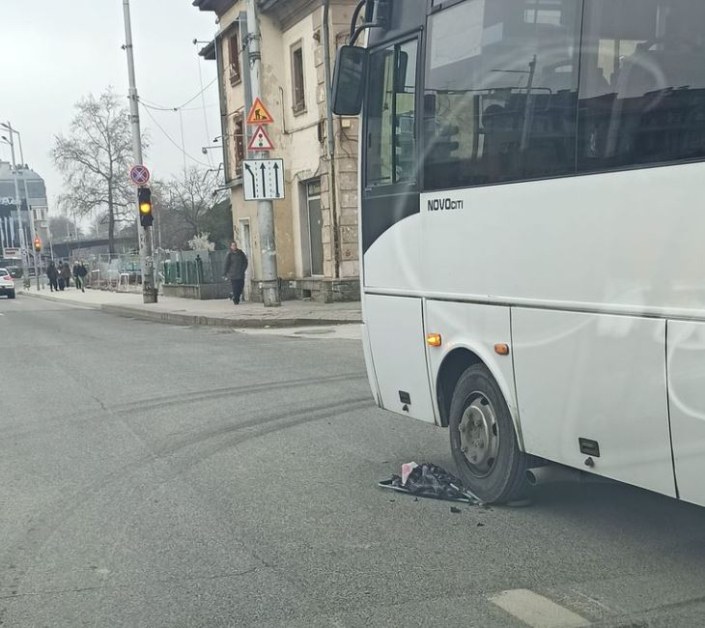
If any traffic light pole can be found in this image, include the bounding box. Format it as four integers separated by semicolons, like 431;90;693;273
4;133;29;287
122;0;157;304
19;177;41;291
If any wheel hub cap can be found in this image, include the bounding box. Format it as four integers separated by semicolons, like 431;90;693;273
458;394;499;475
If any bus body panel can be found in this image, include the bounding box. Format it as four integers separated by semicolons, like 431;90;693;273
364;294;435;423
420;162;705;317
512;308;676;497
667;321;705;507
361;322;383;407
424;300;521;439
363;213;422;291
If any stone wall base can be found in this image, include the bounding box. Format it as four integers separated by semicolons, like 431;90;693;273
247;278;360;303
162;282;232;300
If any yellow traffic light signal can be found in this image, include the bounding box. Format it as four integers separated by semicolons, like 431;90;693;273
33;237;42;253
138;187;153;227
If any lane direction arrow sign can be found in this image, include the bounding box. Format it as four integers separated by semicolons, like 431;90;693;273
243;159;285;201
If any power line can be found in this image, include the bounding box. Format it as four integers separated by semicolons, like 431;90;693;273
140;104;211;168
138;77;217;112
177;77;217;109
138;98;173;111
139;98;219;113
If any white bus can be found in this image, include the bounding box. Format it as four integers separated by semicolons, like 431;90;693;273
332;0;705;504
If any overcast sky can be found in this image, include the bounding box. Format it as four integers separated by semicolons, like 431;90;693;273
0;0;221;215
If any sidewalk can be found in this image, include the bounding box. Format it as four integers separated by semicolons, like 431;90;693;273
19;285;362;328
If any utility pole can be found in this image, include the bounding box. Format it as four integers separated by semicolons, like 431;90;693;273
2;129;29;286
20;182;41;291
122;0;157;303
5;124;40;289
246;0;280;306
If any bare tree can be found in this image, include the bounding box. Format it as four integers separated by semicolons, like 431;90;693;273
165;167;222;237
48;215;82;242
51;88;142;256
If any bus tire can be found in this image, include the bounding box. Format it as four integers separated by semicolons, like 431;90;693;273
449;364;528;503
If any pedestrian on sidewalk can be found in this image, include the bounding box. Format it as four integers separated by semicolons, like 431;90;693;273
73;261;87;292
47;261;59;292
60;262;71;289
223;240;248;305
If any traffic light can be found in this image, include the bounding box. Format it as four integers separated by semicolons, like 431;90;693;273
138;186;153;227
33;237;42;253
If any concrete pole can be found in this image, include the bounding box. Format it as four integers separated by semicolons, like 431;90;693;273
122;0;157;303
246;0;280;306
3;129;29;285
19;177;41;290
5;123;42;289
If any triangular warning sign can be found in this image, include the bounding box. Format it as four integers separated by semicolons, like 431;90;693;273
247;125;275;151
246;97;274;125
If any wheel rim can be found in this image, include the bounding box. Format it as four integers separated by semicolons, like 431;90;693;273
457;392;499;478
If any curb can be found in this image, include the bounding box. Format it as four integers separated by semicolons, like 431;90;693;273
19;289;101;309
100;305;360;329
20;290;361;329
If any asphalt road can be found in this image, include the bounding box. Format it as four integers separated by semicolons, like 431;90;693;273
3;296;705;628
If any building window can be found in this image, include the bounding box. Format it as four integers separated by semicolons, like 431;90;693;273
26;180;46;198
233;114;245;176
229;33;241;85
291;42;306;114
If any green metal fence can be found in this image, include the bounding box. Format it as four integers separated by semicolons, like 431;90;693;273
161;250;228;286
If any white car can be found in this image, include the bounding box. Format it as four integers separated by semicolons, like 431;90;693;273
0;268;16;299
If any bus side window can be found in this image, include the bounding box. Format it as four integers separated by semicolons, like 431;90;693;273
578;0;705;172
423;0;581;191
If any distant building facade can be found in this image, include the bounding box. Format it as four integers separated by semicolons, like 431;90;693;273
0;160;49;254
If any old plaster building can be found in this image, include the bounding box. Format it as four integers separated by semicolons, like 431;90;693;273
193;0;360;301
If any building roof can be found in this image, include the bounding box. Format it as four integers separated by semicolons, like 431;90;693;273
198;40;216;60
260;0;325;30
0;160;45;186
0;160;47;207
192;0;236;15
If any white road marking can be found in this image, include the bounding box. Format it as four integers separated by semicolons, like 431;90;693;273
490;589;591;628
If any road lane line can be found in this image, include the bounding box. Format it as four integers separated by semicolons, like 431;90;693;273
490;589;591;628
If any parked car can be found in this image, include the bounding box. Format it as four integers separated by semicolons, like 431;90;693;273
0;268;16;299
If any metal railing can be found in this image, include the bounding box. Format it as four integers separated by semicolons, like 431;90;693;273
56;250;229;293
161;250;228;286
63;253;143;292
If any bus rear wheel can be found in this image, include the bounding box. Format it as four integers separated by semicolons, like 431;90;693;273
449;364;528;503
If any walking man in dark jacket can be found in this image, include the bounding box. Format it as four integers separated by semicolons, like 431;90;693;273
60;262;71;289
46;261;58;292
223;241;248;305
73;261;88;292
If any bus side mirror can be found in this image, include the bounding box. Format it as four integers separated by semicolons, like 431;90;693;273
332;45;368;116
